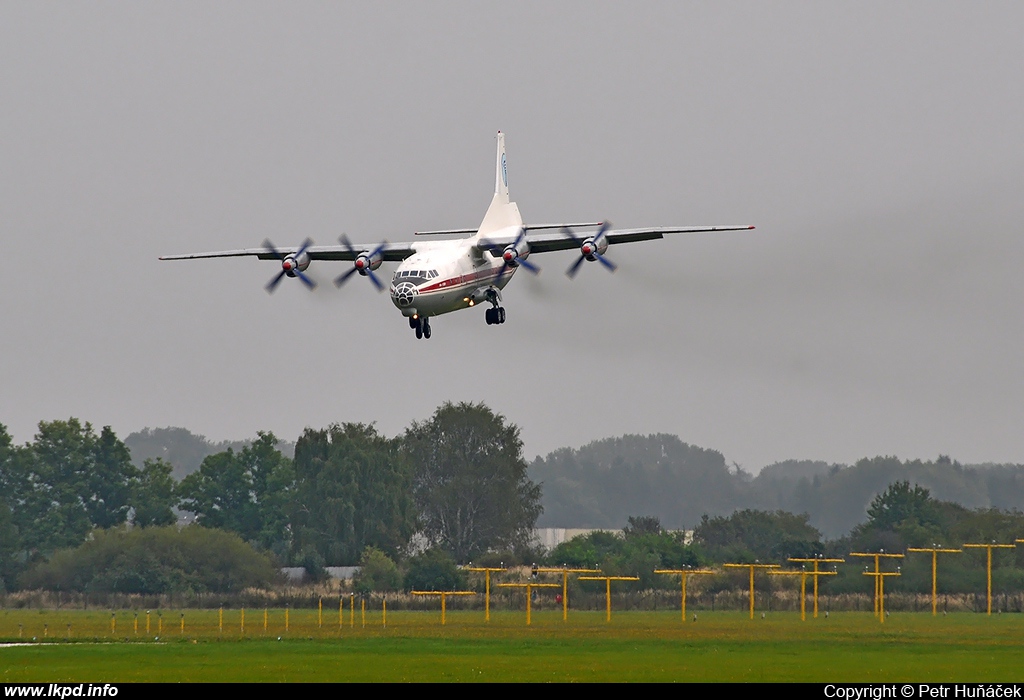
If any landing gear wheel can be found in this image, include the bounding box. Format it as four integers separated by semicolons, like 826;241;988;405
409;317;418;329
485;307;506;325
415;324;423;339
422;318;431;339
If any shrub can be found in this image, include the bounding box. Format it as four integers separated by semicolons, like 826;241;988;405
20;525;279;594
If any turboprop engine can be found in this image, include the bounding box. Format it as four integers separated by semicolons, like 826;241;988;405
563;222;617;278
264;238;316;292
335;235;387;291
501;241;530;267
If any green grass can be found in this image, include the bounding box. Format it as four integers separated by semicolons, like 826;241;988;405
2;609;1023;682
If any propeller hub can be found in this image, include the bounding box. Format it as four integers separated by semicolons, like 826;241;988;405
503;250;515;263
355;257;366;270
282;258;294;271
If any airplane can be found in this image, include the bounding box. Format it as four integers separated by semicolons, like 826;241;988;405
161;132;754;340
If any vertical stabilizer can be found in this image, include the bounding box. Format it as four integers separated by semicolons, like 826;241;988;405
494;131;509;202
478;131;522;236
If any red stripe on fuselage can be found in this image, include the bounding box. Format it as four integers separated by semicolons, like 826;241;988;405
416;267;511;294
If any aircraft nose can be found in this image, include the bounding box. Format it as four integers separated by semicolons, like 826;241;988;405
392;281;418;307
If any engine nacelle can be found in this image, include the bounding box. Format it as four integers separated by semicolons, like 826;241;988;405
579;235;608;261
281;251;311;276
354;249;384;275
501;242;530;266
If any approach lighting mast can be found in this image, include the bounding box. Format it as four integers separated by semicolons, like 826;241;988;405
496;582;561;626
535;566;601;621
849;552;904;616
769;566;836;621
787;556;845;618
861;569;900;623
962;542;1016;615
465;565;507;622
723;563;781;620
906;546;962;616
654;567;715;622
410;591;477;626
577;576;641;622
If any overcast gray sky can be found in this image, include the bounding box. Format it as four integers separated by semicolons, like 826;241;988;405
2;2;1022;471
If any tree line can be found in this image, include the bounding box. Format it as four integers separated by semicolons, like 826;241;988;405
0;402;541;592
4;407;1024;598
530;435;1024;537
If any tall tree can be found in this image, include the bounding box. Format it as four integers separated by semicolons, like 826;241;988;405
694;509;823;562
291;424;415;566
178;432;293;556
131;458;178;528
16;419;139;554
0;425;22;587
404;402;542;562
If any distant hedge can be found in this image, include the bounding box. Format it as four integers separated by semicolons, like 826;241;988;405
20;526;280;594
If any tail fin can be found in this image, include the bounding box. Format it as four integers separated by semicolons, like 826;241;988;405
494;131;509;202
478;131;522;236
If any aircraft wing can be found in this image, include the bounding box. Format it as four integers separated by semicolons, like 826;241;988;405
160;241;418;262
481;224;755;255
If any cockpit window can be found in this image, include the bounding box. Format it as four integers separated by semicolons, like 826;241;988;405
393;269;430;284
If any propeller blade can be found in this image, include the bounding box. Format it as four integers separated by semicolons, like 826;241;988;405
339;234;357;255
294;269;317;290
366;269;385;291
595;254;617;272
263;239;284;260
516;256;540;274
334;267;359;288
560;226;582;246
265;269;288;293
566;254;587;279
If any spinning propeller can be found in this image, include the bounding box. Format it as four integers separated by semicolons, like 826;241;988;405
479;227;540;279
263;238;316;293
563;222;617;278
334;234;387;291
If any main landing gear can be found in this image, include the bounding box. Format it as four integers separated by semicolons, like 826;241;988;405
484;288;505;326
485;306;506;325
409;316;431;340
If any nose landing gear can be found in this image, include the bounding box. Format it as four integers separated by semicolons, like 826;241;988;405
410;316;432;339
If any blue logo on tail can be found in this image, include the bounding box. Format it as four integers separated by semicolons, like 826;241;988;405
502;154;507;188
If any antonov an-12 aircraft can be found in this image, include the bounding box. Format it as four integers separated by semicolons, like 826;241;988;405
161;132;753;339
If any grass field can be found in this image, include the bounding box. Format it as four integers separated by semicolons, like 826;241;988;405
2;608;1023;682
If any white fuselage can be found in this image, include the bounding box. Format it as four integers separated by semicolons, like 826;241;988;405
388;234;518;319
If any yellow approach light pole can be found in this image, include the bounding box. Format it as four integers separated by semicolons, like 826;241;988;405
769;568;835;621
578;576;640;622
849;552;904;616
862;569;900;623
411;591;477;626
963;542;1016;615
497;583;560;626
787;557;844;618
723;564;781;620
906;546;962;616
654;568;714;622
465;565;506;622
536;566;601;621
